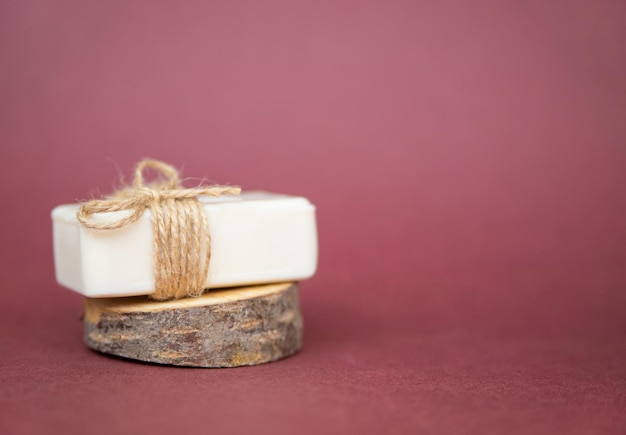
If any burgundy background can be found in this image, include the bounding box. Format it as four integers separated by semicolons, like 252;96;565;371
1;1;625;434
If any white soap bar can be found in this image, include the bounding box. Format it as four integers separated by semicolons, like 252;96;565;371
52;192;318;298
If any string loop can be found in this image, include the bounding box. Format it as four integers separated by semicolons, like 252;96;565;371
77;159;241;300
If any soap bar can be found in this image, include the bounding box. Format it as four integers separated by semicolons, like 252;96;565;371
52;192;317;298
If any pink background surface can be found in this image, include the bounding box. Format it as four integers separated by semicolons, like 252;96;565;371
1;1;625;434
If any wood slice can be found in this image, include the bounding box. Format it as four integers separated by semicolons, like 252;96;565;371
83;282;302;367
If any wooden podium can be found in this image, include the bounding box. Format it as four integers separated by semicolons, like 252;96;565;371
83;282;302;367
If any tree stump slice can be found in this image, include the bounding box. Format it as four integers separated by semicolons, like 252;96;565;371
83;282;302;367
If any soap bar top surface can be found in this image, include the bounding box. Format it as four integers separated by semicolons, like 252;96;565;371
52;191;317;297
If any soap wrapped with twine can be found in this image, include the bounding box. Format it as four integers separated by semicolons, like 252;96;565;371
77;159;241;301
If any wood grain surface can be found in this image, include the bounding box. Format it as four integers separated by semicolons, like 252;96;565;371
84;282;302;367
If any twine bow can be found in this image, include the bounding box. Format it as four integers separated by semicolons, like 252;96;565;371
77;159;241;300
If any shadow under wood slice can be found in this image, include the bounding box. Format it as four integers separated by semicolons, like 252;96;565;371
83;282;302;367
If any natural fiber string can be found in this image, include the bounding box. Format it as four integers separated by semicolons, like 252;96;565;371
77;159;241;301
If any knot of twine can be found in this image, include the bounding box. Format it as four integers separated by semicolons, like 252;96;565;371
77;159;241;301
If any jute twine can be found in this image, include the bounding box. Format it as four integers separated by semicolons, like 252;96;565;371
77;159;241;301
